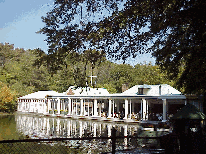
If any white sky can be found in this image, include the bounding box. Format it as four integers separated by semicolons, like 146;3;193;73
0;0;155;66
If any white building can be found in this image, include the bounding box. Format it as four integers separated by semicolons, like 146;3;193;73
17;91;64;114
17;84;187;122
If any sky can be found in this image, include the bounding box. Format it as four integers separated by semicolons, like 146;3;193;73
0;0;156;66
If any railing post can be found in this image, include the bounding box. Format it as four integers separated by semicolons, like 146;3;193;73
111;127;116;154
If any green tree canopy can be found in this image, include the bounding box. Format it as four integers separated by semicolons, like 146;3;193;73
39;0;206;95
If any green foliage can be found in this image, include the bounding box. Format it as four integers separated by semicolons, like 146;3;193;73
110;64;134;92
97;61;173;93
0;82;16;113
39;0;206;94
0;43;51;97
133;62;174;86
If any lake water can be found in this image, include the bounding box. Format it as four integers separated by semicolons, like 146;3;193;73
0;114;23;140
0;113;166;152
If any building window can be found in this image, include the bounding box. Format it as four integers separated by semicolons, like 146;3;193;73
138;88;143;95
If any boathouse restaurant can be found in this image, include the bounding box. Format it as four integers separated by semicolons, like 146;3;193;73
17;84;203;122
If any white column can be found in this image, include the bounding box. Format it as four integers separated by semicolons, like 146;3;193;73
21;100;23;112
36;100;39;113
75;100;77;115
147;101;149;119
47;99;51;114
20;100;23;112
21;101;23;111
80;99;84;116
63;99;66;111
91;101;93;116
163;99;167;121
39;100;41;113
40;100;43;113
112;99;115;118
166;101;168;118
43;100;47;114
57;98;60;114
29;99;33;112
84;99;86;116
24;100;26;112
93;99;98;116
51;100;54;115
142;99;147;120
99;101;102;116
88;100;90;116
17;101;20;111
141;100;143;119
71;99;74;115
21;100;23;111
124;99;128;119
108;99;112;118
129;99;132;119
68;98;71;115
32;100;34;112
28;100;30;112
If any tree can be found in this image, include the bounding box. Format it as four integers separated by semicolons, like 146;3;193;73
133;62;174;86
0;82;16;113
0;43;51;96
109;64;134;92
39;0;206;95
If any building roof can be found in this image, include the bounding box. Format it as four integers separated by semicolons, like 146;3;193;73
171;103;206;120
20;85;185;100
47;85;185;100
65;86;110;96
18;91;65;99
122;84;182;96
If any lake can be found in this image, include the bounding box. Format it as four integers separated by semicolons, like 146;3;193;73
0;113;167;153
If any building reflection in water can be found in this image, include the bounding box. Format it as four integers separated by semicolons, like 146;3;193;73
15;114;140;149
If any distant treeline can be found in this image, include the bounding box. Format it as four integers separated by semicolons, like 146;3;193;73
0;43;177;112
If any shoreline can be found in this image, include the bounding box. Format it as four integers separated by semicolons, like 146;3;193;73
0;112;15;115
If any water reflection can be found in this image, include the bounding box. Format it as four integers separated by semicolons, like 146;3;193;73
15;113;140;149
